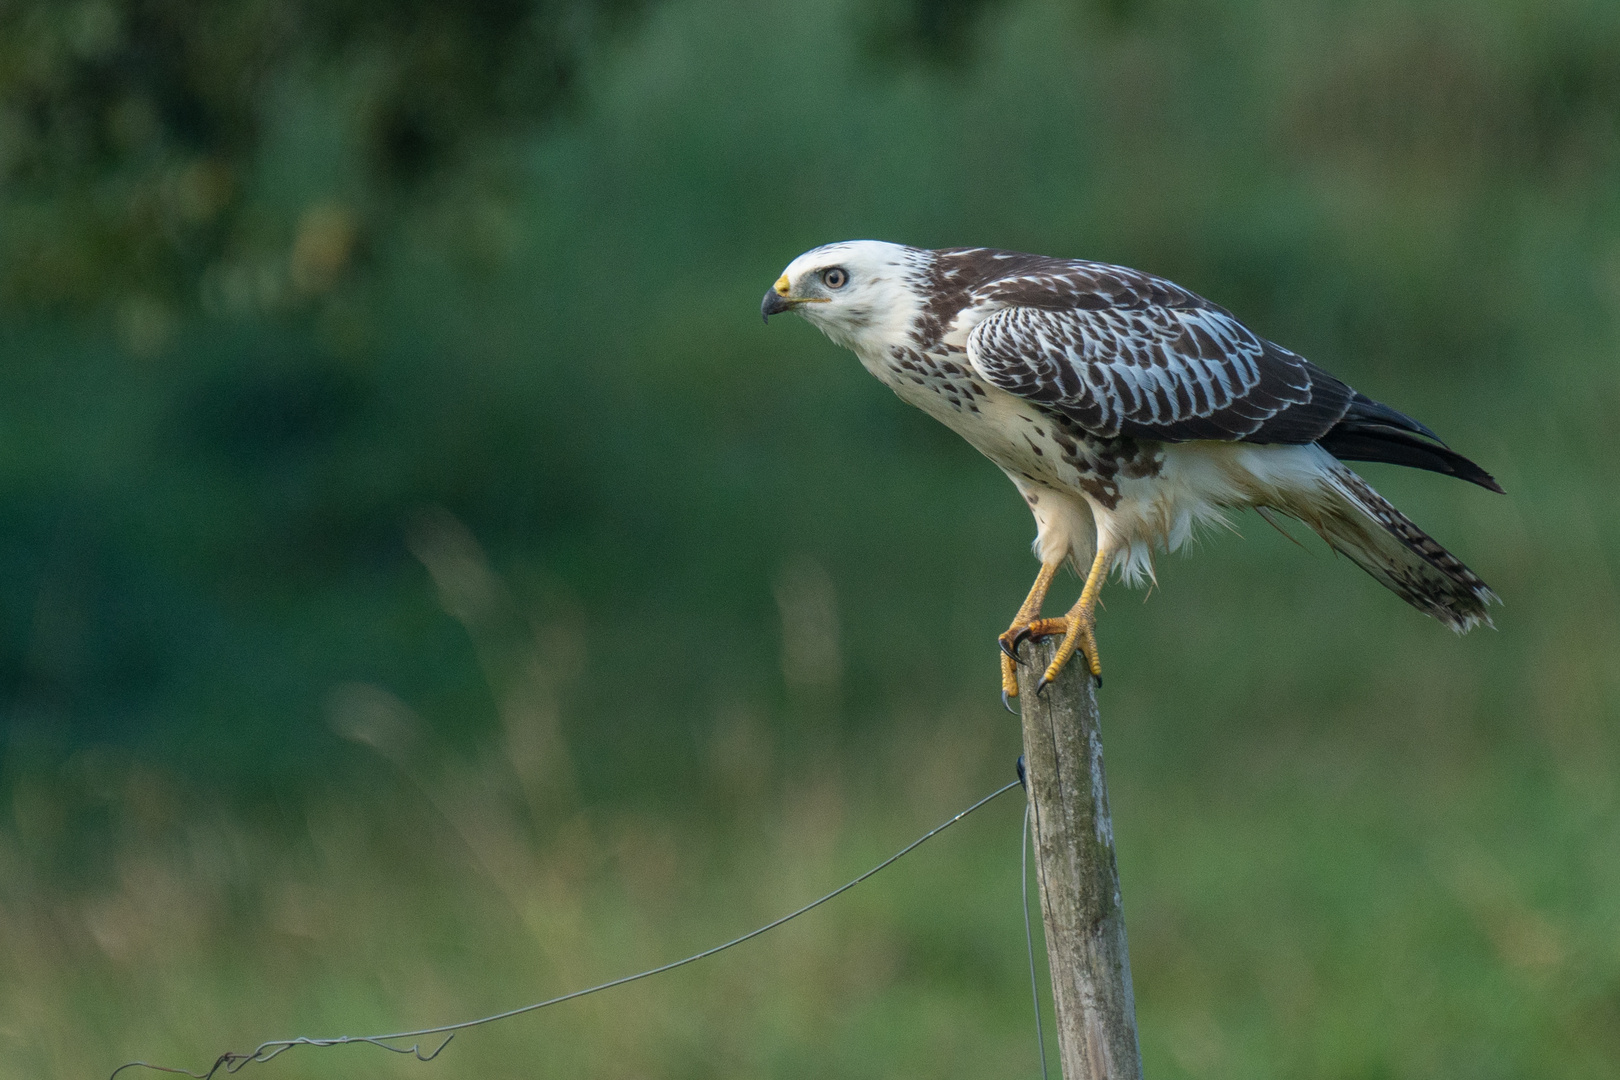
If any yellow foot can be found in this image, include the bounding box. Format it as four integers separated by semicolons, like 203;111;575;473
998;617;1045;709
1025;612;1101;693
997;561;1062;711
997;548;1112;708
998;614;1102;708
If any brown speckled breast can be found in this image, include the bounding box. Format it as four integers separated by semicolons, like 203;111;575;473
876;341;1164;512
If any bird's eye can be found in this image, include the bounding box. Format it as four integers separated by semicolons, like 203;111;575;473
821;267;848;289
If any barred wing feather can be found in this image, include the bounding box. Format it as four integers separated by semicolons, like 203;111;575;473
965;302;1354;444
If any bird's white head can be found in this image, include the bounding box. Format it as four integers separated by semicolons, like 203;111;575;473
762;240;928;354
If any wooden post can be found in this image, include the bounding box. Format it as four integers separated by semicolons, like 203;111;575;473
1017;638;1143;1080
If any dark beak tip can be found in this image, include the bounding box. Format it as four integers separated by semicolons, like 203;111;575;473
761;289;792;322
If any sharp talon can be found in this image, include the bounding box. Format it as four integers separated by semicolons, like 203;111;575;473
999;636;1020;661
1093;674;1103;688
1002;689;1016;714
1011;626;1033;650
1035;675;1050;696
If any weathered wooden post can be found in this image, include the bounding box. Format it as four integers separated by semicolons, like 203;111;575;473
1017;638;1143;1080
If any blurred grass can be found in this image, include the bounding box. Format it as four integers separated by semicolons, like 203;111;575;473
3;0;1620;1075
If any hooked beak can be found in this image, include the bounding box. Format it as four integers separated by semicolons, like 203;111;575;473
761;289;792;322
761;273;793;322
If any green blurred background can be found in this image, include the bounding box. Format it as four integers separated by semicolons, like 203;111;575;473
2;0;1618;1076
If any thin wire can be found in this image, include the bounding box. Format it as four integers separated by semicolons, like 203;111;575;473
1022;800;1050;1080
1029;784;1059;1071
112;779;1023;1080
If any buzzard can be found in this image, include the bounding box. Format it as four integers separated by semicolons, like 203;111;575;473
762;242;1501;704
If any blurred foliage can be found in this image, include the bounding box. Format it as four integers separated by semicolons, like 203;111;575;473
0;0;644;327
862;0;1009;63
3;0;1620;1075
0;0;1007;332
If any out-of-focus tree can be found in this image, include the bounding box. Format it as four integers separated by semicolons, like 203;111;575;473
0;0;642;338
862;0;1141;65
862;0;1007;63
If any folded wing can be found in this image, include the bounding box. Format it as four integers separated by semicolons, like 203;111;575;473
966;301;1355;443
962;267;1500;491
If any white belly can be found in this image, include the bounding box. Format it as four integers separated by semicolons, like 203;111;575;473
864;347;1335;588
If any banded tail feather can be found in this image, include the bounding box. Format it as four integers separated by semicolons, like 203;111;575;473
1288;465;1498;632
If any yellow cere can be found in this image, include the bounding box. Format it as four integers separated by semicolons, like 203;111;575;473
774;274;791;296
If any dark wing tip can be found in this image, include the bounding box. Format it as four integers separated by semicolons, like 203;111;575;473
1344;392;1446;445
1319;423;1504;492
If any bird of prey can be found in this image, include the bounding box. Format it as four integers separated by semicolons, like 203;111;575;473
762;241;1500;703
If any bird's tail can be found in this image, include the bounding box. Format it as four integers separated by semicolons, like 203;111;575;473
1278;464;1498;632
